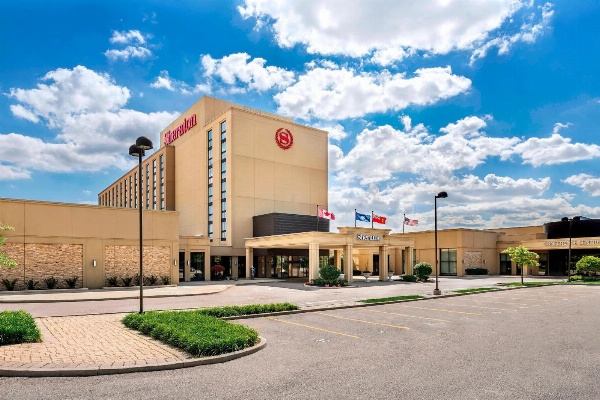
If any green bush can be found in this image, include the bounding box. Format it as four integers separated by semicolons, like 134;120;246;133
106;276;119;287
161;275;171;285
307;278;348;287
121;276;133;287
1;278;18;291
197;303;298;318
25;279;38;290
64;276;78;288
576;256;600;275
352;269;362;276
122;310;260;356
147;275;159;286
319;265;340;281
43;276;59;289
465;268;488;275
414;262;433;281
0;310;41;345
401;274;418;282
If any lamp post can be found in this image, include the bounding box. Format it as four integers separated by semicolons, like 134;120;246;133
434;191;448;295
561;216;581;282
129;136;153;313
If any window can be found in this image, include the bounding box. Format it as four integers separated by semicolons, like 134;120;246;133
145;164;150;209
499;253;511;275
440;249;457;275
160;154;165;210
207;129;213;240
152;159;157;210
134;172;138;208
220;121;227;241
129;176;133;208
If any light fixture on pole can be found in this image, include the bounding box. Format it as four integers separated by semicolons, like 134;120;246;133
434;191;448;295
129;136;153;313
561;216;581;282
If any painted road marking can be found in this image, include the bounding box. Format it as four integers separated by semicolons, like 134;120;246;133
439;302;517;312
265;317;360;339
315;312;410;330
362;309;451;323
397;305;484;316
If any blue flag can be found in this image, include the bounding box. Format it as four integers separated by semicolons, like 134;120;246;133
355;212;370;222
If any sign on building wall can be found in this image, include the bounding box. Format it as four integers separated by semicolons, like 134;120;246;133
164;114;197;145
275;128;294;150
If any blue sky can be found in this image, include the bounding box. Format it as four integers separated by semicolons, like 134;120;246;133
1;0;600;232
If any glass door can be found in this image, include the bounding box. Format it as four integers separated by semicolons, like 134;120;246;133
190;252;205;281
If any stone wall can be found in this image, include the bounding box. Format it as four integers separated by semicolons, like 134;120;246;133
464;251;483;269
104;245;170;285
0;243;83;290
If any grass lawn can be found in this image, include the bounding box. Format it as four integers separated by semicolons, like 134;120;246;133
359;295;424;304
453;287;500;294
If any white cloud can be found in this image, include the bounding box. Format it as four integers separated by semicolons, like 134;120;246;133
9;66;130;122
0;163;31;181
4;66;178;176
201;53;295;92
275;66;471;120
105;46;152;61
239;0;547;63
9;104;39;123
150;70;212;95
514;133;600;166
564;174;600;197
327;173;556;231
312;123;348;141
330;115;520;185
105;30;152;61
109;30;147;45
470;2;554;64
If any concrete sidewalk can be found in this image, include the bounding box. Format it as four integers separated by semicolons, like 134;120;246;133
0;276;565;377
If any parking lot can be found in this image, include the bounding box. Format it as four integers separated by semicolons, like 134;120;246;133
1;284;598;400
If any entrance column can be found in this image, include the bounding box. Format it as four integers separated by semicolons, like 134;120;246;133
333;250;342;270
308;243;320;281
379;245;389;281
407;246;414;275
344;244;354;283
245;247;253;279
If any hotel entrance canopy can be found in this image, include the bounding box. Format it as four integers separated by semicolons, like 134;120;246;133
244;227;415;282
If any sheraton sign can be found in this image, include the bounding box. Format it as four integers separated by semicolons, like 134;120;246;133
164;114;197;145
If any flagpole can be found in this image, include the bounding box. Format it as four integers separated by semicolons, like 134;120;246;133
403;213;405;234
371;211;373;229
354;209;357;227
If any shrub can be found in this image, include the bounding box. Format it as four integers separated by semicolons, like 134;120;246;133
122;276;133;287
64;276;78;289
161;275;171;285
0;310;42;345
414;262;433;281
401;274;418;282
147;275;159;286
133;274;142;286
211;265;225;274
43;276;59;289
353;269;362;276
25;279;38;290
319;265;340;281
122;309;261;357
197;303;298;318
576;256;600;275
465;267;488;275
1;278;18;291
106;276;119;287
307;278;348;287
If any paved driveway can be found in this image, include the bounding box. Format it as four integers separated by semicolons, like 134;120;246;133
1;284;598;400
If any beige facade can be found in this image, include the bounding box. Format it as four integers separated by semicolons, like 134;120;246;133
99;96;328;281
0;198;179;289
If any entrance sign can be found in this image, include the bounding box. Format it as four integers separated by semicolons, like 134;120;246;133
357;234;381;241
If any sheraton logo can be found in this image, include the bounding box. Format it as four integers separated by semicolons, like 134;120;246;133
164;114;197;145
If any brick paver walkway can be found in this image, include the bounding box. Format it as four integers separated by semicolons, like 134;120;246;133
0;314;194;376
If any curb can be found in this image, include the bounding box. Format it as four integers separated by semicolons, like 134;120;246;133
0;336;267;377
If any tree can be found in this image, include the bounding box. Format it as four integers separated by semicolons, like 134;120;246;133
575;256;600;276
502;245;539;284
0;222;18;269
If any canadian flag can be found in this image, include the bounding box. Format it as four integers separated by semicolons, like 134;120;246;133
318;207;335;220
